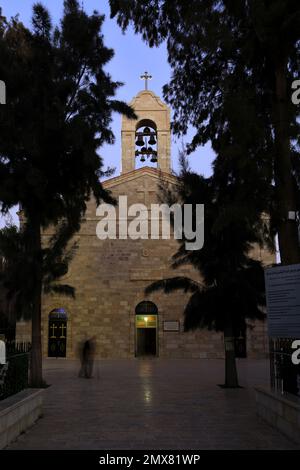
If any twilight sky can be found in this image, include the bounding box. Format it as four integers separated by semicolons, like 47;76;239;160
0;0;215;228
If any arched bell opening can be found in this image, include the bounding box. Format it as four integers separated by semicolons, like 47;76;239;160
48;308;68;358
135;119;158;169
135;301;158;357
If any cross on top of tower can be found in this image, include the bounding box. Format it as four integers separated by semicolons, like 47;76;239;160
140;71;152;90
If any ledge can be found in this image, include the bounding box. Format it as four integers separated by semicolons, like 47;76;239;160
255;386;300;444
0;389;44;449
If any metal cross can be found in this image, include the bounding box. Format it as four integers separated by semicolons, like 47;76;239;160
140;71;152;90
50;323;57;338
59;324;67;339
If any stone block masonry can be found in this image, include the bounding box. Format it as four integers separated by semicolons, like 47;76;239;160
255;386;300;444
0;389;44;449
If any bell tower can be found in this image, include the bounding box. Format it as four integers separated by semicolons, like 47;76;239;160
121;73;171;174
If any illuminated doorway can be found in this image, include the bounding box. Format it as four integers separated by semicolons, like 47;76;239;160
135;301;158;357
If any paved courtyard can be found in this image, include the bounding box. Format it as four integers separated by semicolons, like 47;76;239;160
7;358;298;450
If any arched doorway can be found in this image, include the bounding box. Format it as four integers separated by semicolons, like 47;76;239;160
135;301;158;357
48;308;68;357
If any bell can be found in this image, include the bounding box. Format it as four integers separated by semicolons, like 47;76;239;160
143;126;151;135
148;134;156;145
150;150;157;163
135;150;139;157
147;147;153;154
136;134;144;146
140;146;147;154
140;155;146;162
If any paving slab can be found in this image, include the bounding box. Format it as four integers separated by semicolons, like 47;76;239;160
6;358;298;449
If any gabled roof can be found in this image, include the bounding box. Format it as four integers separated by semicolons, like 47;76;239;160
102;166;177;190
128;90;169;111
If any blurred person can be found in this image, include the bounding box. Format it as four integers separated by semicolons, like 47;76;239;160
79;336;96;378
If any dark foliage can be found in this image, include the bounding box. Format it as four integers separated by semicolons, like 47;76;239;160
0;1;136;385
110;0;300;264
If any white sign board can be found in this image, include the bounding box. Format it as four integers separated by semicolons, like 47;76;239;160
265;264;300;338
163;321;180;332
0;80;6;105
0;340;6;365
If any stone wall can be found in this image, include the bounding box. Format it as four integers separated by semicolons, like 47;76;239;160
255;386;300;444
0;389;43;449
40;168;272;360
15;319;32;344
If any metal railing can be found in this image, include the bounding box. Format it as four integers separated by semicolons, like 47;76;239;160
0;341;31;400
270;338;300;397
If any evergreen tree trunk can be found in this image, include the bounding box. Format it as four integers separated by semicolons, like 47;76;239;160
273;59;300;265
224;324;239;388
28;217;43;387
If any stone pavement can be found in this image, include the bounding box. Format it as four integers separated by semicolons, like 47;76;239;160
7;359;298;450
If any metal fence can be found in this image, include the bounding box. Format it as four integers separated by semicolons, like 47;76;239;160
0;341;31;400
270;338;300;397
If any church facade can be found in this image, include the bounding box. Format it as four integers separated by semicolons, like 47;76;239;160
18;88;273;359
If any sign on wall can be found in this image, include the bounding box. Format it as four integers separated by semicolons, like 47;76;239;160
0;80;6;105
163;321;180;332
0;340;6;365
265;264;300;338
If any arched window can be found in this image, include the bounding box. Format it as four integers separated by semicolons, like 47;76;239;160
135;119;157;169
49;308;68;321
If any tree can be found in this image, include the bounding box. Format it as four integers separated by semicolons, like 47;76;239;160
0;1;135;386
146;154;269;387
0;250;16;342
110;0;300;264
0;224;76;337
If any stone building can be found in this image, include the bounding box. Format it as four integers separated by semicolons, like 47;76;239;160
18;87;273;359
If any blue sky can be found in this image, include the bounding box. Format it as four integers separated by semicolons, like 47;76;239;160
0;0;215;228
